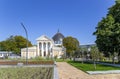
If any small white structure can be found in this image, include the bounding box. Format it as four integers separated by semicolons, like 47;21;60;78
0;51;12;58
21;31;66;59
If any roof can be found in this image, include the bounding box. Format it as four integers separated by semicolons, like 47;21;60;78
21;46;37;50
36;35;52;41
52;31;64;41
0;51;12;54
80;44;96;48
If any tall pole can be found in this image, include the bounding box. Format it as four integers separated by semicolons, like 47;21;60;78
21;23;28;65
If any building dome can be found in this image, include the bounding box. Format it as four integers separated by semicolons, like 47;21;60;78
52;30;64;44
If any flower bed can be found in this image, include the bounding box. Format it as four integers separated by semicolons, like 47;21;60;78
0;61;54;65
0;61;18;65
0;67;53;79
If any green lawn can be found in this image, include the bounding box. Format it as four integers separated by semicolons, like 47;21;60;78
67;61;120;71
0;67;53;79
55;58;70;62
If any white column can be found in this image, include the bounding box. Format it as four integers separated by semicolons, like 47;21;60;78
51;43;54;57
39;43;41;56
41;42;44;57
37;42;39;56
59;50;60;56
46;42;48;56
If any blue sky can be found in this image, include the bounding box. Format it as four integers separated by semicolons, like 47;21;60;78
0;0;115;45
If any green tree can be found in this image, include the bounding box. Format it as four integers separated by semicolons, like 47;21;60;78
94;1;120;63
90;46;99;70
80;47;87;64
94;15;115;56
108;1;120;63
63;36;80;59
14;35;32;54
109;1;120;23
0;35;32;54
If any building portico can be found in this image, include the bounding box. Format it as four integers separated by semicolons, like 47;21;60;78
36;35;53;57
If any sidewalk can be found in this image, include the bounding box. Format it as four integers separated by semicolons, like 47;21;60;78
57;62;120;79
57;62;95;79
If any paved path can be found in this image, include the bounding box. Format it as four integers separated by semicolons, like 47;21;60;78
57;62;120;79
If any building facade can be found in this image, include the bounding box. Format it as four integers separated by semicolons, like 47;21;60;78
0;51;12;58
21;31;66;59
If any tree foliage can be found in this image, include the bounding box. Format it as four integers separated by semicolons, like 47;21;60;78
63;36;80;57
0;35;32;54
94;15;115;56
94;1;120;63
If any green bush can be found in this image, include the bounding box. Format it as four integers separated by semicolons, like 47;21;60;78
34;56;45;60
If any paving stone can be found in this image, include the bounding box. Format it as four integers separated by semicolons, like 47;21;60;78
57;62;120;79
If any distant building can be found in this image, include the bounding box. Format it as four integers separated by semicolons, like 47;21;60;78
80;44;96;51
0;51;12;58
21;30;66;59
80;44;96;48
0;51;21;59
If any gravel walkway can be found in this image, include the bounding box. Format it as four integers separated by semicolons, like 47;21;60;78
57;62;120;79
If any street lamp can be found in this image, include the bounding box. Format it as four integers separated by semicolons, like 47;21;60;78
21;23;28;65
0;43;1;51
82;50;84;64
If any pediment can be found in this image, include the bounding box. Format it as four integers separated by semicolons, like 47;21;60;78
36;35;51;41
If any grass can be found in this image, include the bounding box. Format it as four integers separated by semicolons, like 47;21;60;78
55;58;70;62
67;61;120;71
0;67;53;79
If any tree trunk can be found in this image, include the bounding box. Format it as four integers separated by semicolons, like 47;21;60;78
109;52;111;61
94;60;96;70
73;56;75;62
112;55;115;64
118;52;120;63
81;58;84;64
81;52;84;64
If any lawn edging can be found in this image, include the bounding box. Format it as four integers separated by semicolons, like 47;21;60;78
87;70;120;75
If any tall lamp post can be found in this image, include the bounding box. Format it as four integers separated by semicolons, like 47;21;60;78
21;23;28;65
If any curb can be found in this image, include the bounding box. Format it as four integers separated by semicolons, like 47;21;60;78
87;70;120;75
54;64;59;79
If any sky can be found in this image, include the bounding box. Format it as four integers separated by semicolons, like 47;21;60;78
0;0;115;45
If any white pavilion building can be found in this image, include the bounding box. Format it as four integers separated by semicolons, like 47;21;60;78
21;31;66;59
